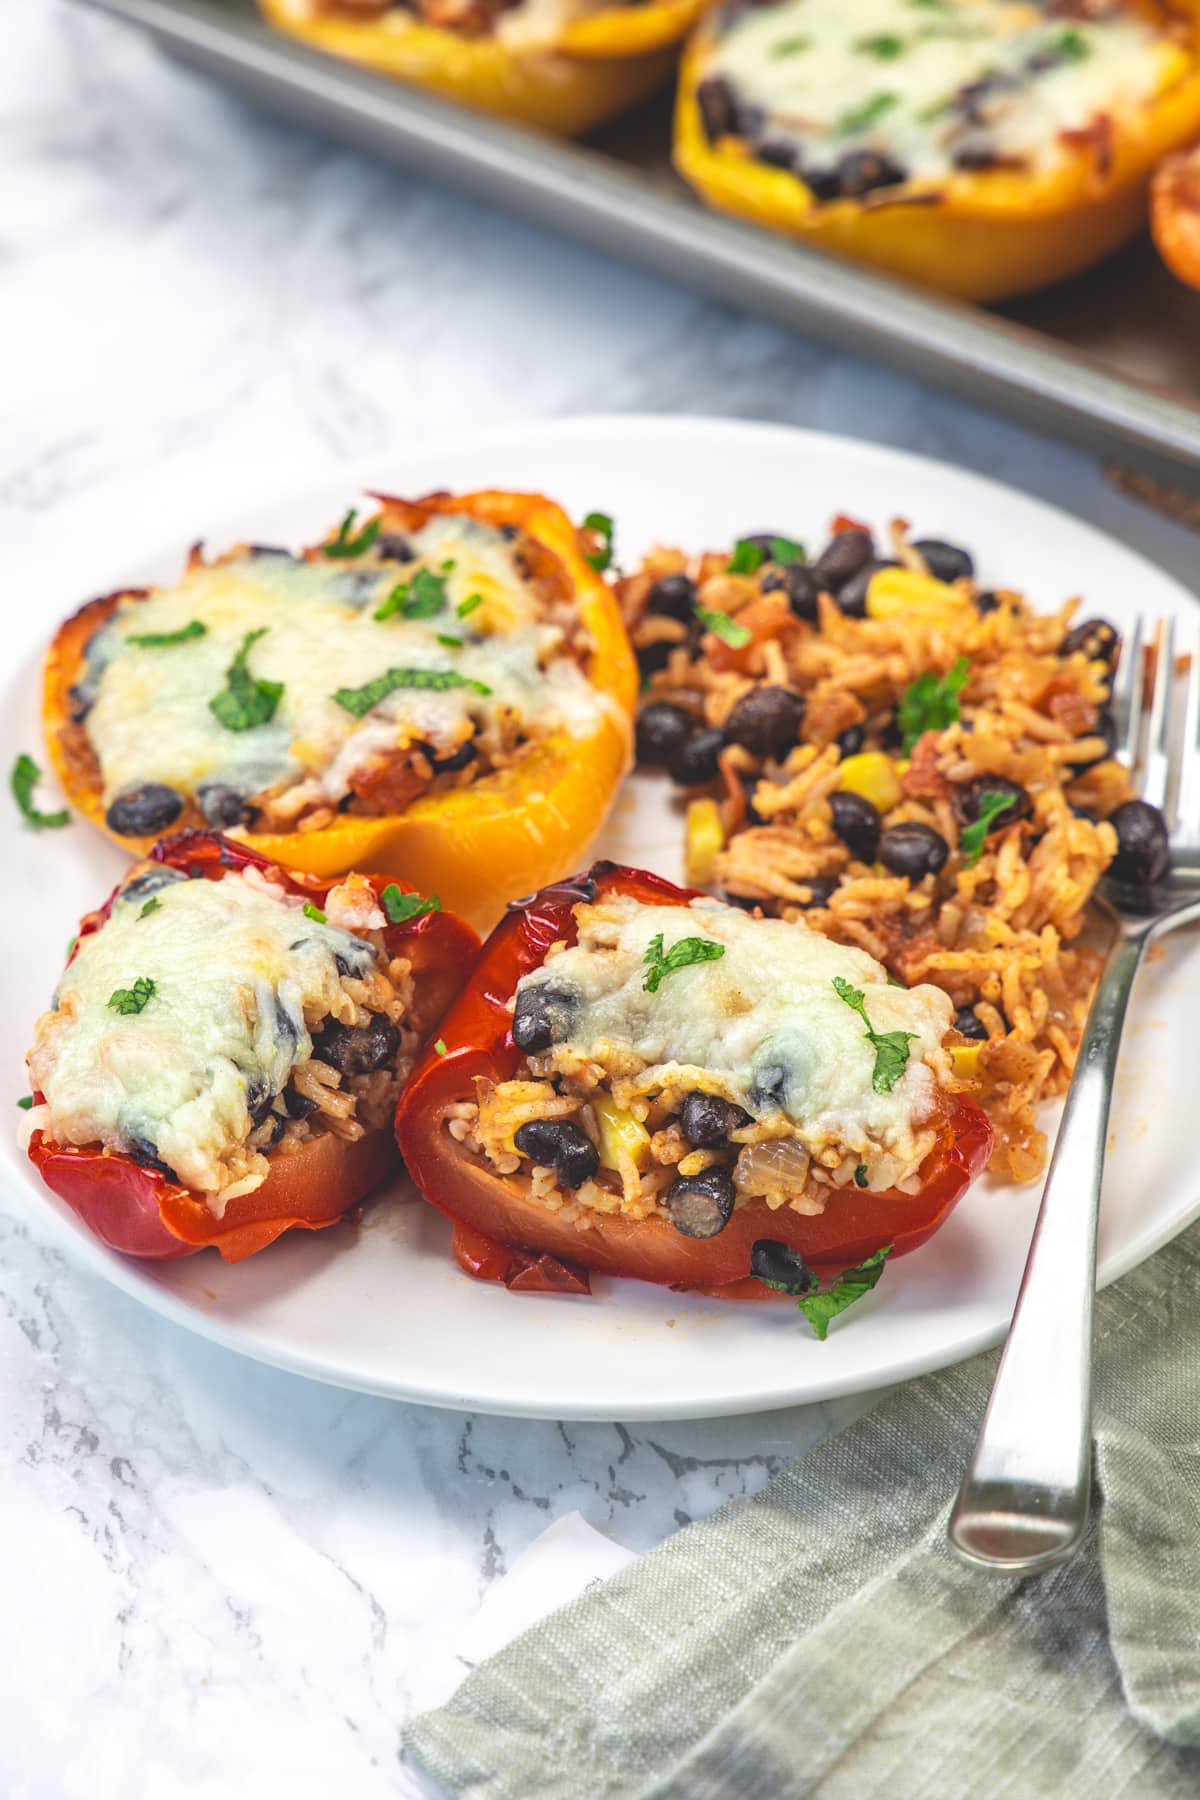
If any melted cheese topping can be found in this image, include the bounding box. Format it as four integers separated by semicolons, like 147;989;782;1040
25;870;382;1197
709;0;1179;184
519;894;953;1176
81;514;604;810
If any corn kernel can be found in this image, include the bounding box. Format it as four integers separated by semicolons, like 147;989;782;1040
685;797;725;887
594;1096;652;1172
951;1044;982;1080
866;567;968;622
837;752;903;814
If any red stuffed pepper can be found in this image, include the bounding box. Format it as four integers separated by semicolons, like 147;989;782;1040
396;862;992;1300
23;830;477;1262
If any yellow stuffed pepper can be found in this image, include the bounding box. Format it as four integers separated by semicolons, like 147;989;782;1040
675;0;1200;302
43;490;636;933
257;0;708;136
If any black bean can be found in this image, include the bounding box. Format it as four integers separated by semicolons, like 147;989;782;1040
668;727;726;787
511;983;578;1054
802;167;841;203
118;865;188;906
1108;800;1170;886
757;140;798;171
739;771;765;825
431;737;478;774
830;790;881;861
197;783;249;829
125;1135;179;1183
762;562;821;622
835;150;907;199
252;1114;287;1150
284;1088;319;1120
636;702;693;766
723;686;805;760
67;681;97;723
913;538;974;583
750;1239;818;1295
974;589;1003;615
836;557;898;619
1061;619;1120;667
105;783;185;838
739;532;798;562
248;543;291;559
796;876;838;909
244;1077;275;1126
273;996;300;1051
953;144;1010;173
957;71;1017;123
513;1118;599;1189
680;1091;751;1148
836;723;865;758
644;573;697;622
697;75;739;142
311;1015;400;1077
813;528;873;592
955;776;1032;830
954;1008;988;1042
334;939;377;981
719;889;763;912
636;638;681;677
878;822;949;880
665;1167;736;1239
749;1062;789;1109
374;533;413;562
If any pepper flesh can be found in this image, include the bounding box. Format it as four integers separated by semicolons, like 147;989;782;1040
673;3;1200;302
394;861;994;1293
26;829;479;1262
256;0;708;136
42;489;637;933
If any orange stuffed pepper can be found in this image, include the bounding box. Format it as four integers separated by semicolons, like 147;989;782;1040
44;489;636;932
674;0;1200;302
22;829;478;1262
256;0;709;136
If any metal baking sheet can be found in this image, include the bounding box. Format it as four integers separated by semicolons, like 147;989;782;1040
79;0;1200;488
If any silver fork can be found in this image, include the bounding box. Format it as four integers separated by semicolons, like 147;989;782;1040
948;616;1200;1575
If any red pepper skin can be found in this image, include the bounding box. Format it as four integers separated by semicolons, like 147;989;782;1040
395;862;993;1294
28;830;479;1263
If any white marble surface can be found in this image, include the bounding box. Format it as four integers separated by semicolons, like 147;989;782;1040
5;5;1200;1796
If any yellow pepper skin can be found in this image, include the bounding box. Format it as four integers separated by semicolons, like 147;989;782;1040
43;490;637;935
257;0;707;137
674;4;1200;302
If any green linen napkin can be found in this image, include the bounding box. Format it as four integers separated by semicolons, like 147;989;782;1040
405;1225;1200;1799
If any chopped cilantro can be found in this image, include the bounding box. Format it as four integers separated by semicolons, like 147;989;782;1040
127;619;207;648
16;1096;34;1111
854;1163;869;1188
302;902;327;924
323;509;382;559
11;753;70;831
108;976;156;1015
695;605;752;648
138;898;161;920
381;885;442;925
332;667;491;718
209;629;284;732
1043;26;1090;63
643;931;726;994
769;536;805;565
434;1038;448;1056
836;92;900;134
959;790;1017;865
437;634;463;650
897;655;970;752
374;566;448;623
771;34;811;55
832;976;917;1094
727;538;766;575
582;512;615;573
457;592;484;619
855;33;905;58
799;1246;892;1340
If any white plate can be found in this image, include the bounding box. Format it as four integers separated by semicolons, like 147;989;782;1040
4;415;1199;1420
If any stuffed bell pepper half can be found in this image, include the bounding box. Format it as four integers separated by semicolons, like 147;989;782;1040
395;862;992;1311
43;489;636;931
22;830;477;1262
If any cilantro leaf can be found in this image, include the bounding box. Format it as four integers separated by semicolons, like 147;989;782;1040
771;34;811;55
897;655;970;752
437;634;463;650
770;535;805;565
11;753;70;831
302;902;327;924
695;605;752;648
959;789;1017;865
643;931;726;994
798;1246;892;1340
374;566;448;623
16;1096;34;1111
332;667;492;719
126;619;207;648
434;1037;448;1056
1044;26;1089;63
108;976;156;1015
457;592;484;620
832;975;917;1094
854;1163;869;1188
727;538;766;575
855;32;905;58
836;92;900;134
582;512;614;573
381;885;442;925
139;898;161;920
323;509;382;559
209;629;284;732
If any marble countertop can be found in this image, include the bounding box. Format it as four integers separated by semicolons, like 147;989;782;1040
7;6;1200;1796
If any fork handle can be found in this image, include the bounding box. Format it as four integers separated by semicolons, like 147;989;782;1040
947;931;1147;1575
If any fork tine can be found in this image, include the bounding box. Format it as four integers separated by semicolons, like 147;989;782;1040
1142;618;1176;818
1172;623;1200;846
1111;614;1145;776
